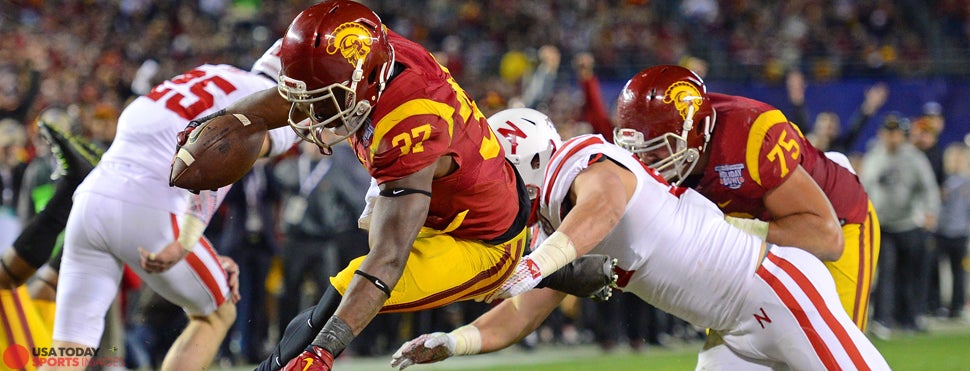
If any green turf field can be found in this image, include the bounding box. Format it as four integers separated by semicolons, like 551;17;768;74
310;318;970;371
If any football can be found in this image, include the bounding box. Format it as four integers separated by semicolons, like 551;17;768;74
169;113;267;191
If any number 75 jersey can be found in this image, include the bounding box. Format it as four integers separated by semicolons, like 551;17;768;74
79;64;277;214
694;93;868;224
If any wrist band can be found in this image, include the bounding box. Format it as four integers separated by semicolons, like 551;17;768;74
354;270;392;297
0;258;24;284
379;188;431;197
39;277;57;291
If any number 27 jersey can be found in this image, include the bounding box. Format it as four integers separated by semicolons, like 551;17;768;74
348;31;520;242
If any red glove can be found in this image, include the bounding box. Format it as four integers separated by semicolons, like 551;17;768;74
176;109;226;147
282;346;334;371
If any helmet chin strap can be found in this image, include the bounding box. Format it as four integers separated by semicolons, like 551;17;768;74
678;96;700;156
701;108;716;153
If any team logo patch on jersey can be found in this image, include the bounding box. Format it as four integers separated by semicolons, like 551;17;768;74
715;163;745;189
327;22;376;67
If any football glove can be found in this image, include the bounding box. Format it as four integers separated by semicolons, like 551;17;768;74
485;256;544;303
176;109;225;148
390;332;455;370
281;345;334;371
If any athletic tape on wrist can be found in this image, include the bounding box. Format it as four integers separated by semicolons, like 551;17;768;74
724;216;769;240
528;231;578;278
312;316;355;356
176;214;205;252
354;270;392;297
449;325;482;355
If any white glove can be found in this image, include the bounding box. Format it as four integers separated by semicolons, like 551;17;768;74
484;256;544;303
357;178;380;230
390;332;456;370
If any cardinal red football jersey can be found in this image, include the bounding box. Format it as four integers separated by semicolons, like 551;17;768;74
694;93;869;224
348;31;518;241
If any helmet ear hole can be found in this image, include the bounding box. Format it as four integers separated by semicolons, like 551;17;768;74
530;153;541;170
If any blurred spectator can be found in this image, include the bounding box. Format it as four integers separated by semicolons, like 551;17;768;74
573;52;614;142
218;160;281;365
679;55;709;78
0;119;28;247
911;105;946;186
511;45;561;110
910;104;947;316
922;101;946;135
862;113;940;335
0;44;42;123
931;142;970;321
787;72;889;154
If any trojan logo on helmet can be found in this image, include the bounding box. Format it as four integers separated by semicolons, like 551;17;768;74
613;65;715;185
327;22;377;68
276;0;395;154
663;81;705;125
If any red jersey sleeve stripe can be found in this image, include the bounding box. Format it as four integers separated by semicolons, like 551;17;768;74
543;136;604;205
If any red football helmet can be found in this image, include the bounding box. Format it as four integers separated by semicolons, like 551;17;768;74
613;65;715;185
277;0;395;152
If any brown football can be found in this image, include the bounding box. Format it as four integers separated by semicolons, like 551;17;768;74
169;113;267;191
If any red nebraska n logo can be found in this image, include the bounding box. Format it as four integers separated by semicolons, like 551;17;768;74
754;307;771;329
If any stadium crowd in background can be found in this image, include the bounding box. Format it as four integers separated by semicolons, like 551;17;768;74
0;0;967;368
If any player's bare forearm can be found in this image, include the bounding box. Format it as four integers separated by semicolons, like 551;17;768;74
333;164;435;334
556;161;635;256
223;87;295;130
473;288;566;353
764;166;844;261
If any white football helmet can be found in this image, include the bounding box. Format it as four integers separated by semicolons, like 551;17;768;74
487;108;562;201
251;38;283;83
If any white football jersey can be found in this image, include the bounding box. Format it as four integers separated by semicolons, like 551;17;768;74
77;64;284;214
539;134;764;330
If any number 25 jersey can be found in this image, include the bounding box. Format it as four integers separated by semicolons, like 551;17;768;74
77;64;278;215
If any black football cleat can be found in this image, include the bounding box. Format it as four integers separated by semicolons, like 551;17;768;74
538;254;619;302
39;121;102;185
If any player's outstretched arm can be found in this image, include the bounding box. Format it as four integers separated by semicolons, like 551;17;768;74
762;165;844;261
282;160;440;371
223;87;296;131
391;288;566;370
334;160;436;333
486;159;634;301
140;187;230;273
555;160;634;256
